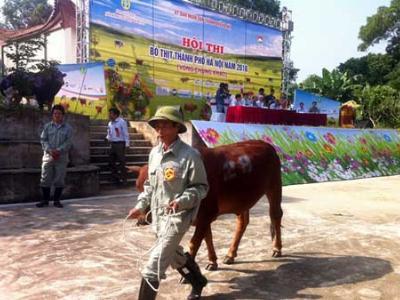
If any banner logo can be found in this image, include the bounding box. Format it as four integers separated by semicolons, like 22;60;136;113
121;0;131;10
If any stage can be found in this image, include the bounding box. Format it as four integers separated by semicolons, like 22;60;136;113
191;121;400;185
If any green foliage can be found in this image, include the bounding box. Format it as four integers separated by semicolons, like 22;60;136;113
385;63;400;90
358;0;400;51
1;0;52;30
5;38;46;71
227;0;281;17
301;68;354;102
354;85;400;128
338;53;396;86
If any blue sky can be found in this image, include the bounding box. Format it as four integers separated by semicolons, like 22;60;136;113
281;0;391;81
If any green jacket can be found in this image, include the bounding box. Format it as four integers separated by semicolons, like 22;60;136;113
40;121;73;162
135;138;209;230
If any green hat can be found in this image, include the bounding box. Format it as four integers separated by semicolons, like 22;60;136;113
148;106;187;133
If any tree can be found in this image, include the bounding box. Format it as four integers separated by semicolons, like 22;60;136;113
228;0;281;17
338;54;396;86
1;0;52;30
354;85;400;128
301;68;354;102
5;38;45;71
358;0;400;52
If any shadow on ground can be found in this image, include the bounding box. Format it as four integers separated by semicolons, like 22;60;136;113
0;196;135;237
203;253;393;299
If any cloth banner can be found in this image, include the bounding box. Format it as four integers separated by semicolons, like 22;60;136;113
191;120;400;185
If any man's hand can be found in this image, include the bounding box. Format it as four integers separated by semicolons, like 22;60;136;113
167;200;180;213
127;208;144;219
51;149;61;160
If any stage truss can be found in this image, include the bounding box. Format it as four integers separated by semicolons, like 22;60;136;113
75;0;90;63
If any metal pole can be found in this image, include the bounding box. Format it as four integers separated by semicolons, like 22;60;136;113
44;35;48;63
1;45;5;77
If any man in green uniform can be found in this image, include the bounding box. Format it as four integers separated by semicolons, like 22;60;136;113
36;104;72;208
128;106;209;300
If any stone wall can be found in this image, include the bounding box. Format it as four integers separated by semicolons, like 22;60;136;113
0;108;90;168
0;107;99;204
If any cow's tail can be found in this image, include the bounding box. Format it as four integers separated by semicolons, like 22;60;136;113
266;147;283;245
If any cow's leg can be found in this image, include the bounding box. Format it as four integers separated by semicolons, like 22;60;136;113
188;220;213;267
203;226;218;270
223;211;250;265
266;186;283;258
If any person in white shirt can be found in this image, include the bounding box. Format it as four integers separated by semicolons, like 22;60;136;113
106;108;130;185
230;94;243;106
297;102;306;113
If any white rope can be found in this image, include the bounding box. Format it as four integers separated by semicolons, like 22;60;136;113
122;205;180;292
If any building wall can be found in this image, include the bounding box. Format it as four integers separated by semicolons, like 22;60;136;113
3;28;77;70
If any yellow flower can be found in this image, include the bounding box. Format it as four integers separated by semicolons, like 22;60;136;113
323;144;333;153
305;149;314;158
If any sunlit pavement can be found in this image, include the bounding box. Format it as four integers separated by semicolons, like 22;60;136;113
1;176;400;299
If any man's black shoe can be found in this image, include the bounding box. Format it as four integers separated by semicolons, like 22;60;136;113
54;201;64;208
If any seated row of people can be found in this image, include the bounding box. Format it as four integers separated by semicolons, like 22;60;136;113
229;92;289;110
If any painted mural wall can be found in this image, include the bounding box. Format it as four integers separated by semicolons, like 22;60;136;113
54;62;108;119
192;121;400;185
89;0;283;120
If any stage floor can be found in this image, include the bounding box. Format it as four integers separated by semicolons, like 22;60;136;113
1;175;399;299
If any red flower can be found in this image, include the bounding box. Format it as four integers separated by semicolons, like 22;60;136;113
324;133;336;145
200;128;220;144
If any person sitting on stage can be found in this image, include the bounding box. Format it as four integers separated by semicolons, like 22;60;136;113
308;101;320;113
254;95;263;107
257;88;266;106
280;95;289;110
265;88;276;108
270;97;282;109
297;102;306;113
230;94;243;106
243;93;252;106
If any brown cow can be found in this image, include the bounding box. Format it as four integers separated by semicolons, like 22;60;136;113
127;140;282;270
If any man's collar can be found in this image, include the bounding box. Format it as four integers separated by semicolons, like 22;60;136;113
158;137;182;156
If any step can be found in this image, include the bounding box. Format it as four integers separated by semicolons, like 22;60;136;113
99;178;136;187
89;132;144;140
90;153;149;164
93;161;148;172
90;139;152;148
90;146;151;155
99;171;137;181
90;126;137;133
90;120;109;126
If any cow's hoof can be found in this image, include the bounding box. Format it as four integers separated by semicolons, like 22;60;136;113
205;263;218;271
272;249;282;257
223;256;235;265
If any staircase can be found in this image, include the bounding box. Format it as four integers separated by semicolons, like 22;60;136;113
89;120;152;187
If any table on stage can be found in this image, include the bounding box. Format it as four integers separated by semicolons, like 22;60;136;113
225;106;327;127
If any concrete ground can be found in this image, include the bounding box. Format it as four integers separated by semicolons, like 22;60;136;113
0;175;399;300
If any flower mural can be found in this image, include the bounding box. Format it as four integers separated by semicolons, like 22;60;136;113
324;132;336;145
192;121;400;186
199;128;220;145
305;131;317;142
